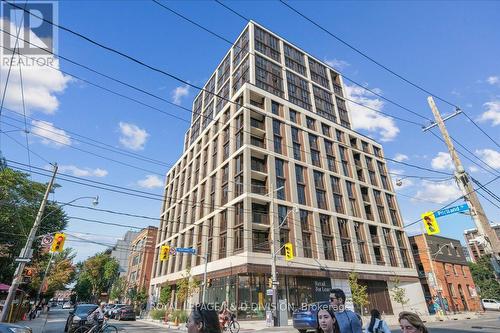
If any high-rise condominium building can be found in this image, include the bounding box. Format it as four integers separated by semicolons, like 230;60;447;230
150;21;427;317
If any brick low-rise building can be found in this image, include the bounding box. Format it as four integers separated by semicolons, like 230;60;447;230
409;234;481;313
125;227;157;303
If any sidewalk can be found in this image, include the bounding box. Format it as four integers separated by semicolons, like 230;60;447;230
15;312;49;333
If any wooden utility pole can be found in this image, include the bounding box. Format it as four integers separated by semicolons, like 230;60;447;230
424;97;500;257
0;164;58;322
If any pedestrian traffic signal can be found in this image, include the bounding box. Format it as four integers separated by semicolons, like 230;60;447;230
284;242;294;261
51;233;66;252
206;279;212;288
24;268;33;277
160;245;170;261
421;212;440;235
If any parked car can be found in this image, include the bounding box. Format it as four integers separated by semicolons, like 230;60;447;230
293;301;329;333
62;302;72;309
109;304;127;319
64;303;98;333
0;323;32;333
482;299;500;311
116;306;136;321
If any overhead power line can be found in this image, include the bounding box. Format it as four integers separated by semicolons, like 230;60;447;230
277;0;458;108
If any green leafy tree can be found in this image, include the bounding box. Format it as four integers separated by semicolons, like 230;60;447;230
74;252;120;302
348;272;369;315
469;255;500;299
29;248;76;298
0;163;68;282
110;276;127;302
390;277;410;310
176;269;200;308
159;286;172;306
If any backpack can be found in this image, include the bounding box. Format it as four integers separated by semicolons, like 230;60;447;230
374;320;384;333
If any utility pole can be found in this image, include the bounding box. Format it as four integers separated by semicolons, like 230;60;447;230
424;97;500;257
1;164;58;322
269;185;279;327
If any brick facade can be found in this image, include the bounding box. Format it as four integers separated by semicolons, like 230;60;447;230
409;234;481;312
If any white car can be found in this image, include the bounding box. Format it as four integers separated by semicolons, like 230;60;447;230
62;302;72;309
481;299;500;311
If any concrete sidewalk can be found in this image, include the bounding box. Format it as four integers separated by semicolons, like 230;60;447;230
15;312;49;333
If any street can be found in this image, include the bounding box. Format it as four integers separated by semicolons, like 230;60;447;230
17;308;500;333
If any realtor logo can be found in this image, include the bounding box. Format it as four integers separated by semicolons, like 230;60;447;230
1;1;58;56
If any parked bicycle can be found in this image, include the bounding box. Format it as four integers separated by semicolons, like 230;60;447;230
74;317;118;333
221;314;240;333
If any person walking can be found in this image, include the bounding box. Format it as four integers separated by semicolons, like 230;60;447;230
329;289;362;333
366;309;391;333
398;311;428;333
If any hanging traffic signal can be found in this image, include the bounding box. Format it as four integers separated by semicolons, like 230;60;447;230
51;233;66;252
284;242;294;261
160;245;170;261
421;212;440;235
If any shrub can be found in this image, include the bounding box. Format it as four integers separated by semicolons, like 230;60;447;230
150;309;166;320
172;309;188;323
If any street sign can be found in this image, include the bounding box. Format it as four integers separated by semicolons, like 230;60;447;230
434;203;469;218
15;258;31;263
266;289;274;296
41;235;54;246
175;247;196;254
169;247;177;256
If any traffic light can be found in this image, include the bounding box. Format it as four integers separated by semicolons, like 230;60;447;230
160;245;170;261
421;212;440;235
51;233;66;252
268;277;273;288
284;242;294;261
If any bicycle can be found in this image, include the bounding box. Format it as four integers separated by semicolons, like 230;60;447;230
74;317;118;333
221;314;240;333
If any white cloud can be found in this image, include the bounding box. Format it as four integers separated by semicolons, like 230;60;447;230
478;101;500;126
171;84;190;105
393;153;409;162
118;122;149;151
137;175;163;189
324;59;350;71
476;149;500;169
59;165;108;178
486;76;499;85
31;120;71;147
345;84;399;141
0;19;71;115
413;180;462;204
431;152;453;170
469;166;479;173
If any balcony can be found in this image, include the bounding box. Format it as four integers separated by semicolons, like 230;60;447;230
333;83;343;97
252;211;269;225
250;117;265;130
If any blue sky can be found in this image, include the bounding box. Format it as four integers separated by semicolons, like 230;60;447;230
1;1;499;262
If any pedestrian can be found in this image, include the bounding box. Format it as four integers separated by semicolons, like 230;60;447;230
317;307;340;333
366;309;391;333
186;303;221;333
329;288;363;333
398;311;428;333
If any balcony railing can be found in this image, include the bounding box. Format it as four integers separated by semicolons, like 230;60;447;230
250;118;265;130
252;212;269;225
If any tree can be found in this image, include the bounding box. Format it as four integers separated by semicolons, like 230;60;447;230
469;255;500;299
74;252;120;302
176;269;200;308
159;286;172;307
348;272;369;315
29;248;76;299
0;163;68;283
390;277;409;310
110;276;127;302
